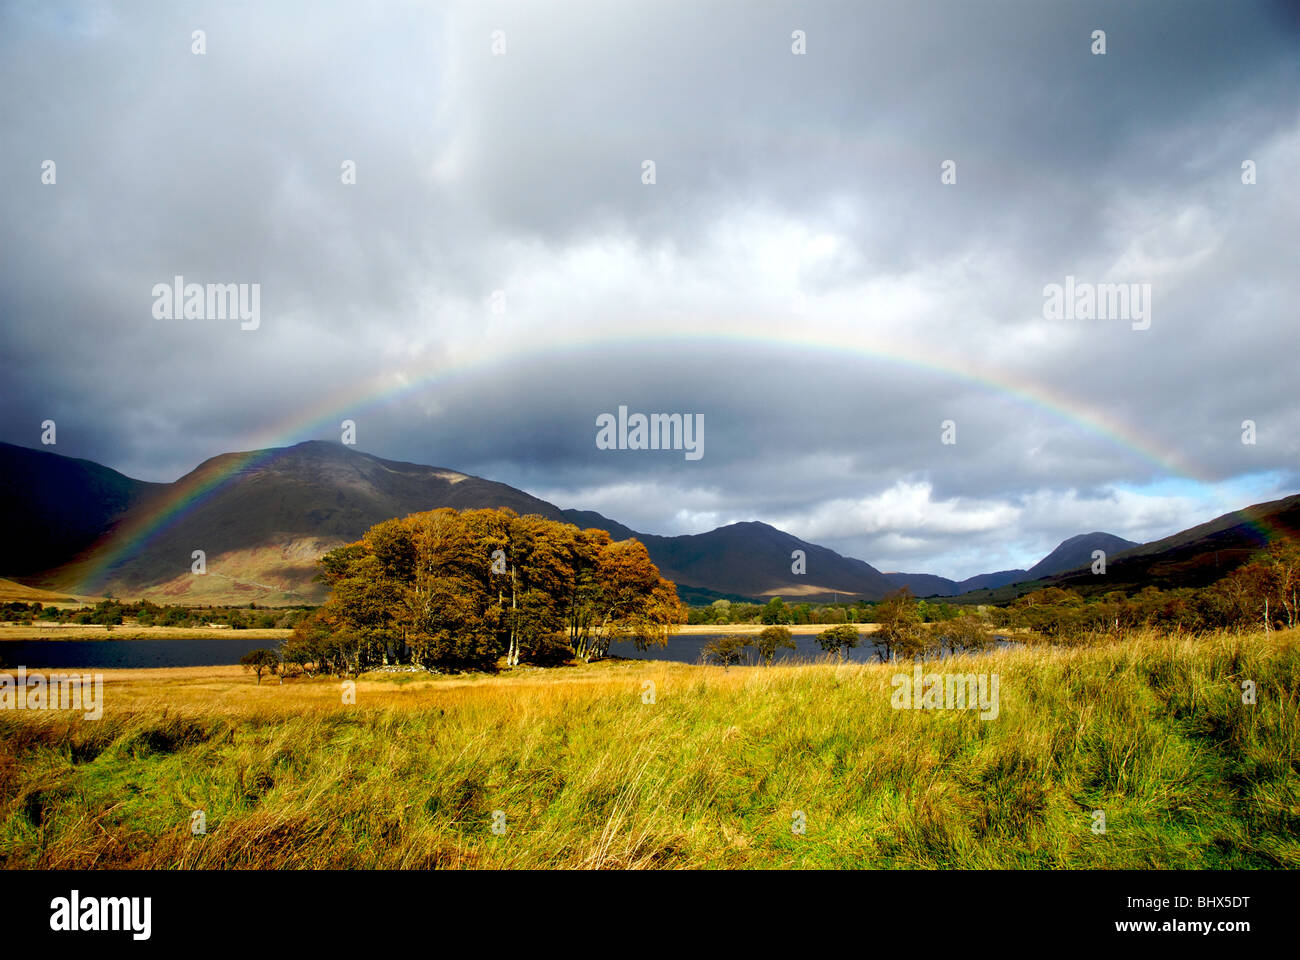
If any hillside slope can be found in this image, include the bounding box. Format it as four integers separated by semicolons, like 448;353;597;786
0;442;163;578
37;442;569;604
962;494;1300;603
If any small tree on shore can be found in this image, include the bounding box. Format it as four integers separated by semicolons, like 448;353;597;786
817;623;860;662
702;635;748;669
754;625;796;665
240;648;280;685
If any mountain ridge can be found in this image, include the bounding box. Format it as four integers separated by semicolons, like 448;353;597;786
2;440;1294;606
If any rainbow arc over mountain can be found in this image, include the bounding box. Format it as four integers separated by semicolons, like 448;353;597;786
74;329;1287;593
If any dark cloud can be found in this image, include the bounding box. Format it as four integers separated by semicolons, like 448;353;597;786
2;0;1296;579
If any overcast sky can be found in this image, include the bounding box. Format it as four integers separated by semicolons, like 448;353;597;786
3;0;1298;580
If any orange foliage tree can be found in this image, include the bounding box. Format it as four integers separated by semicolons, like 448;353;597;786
299;508;684;672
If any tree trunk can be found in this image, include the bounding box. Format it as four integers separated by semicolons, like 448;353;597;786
509;567;519;666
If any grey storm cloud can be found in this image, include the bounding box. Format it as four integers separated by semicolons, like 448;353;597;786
2;0;1298;579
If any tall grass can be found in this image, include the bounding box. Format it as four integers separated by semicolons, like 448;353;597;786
1;629;1296;868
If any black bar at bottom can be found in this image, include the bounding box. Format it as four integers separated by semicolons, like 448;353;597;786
0;868;1286;948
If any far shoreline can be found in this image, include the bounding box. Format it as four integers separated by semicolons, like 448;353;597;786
1;623;893;642
676;623;882;635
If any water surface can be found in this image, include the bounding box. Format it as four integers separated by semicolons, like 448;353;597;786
2;633;1007;669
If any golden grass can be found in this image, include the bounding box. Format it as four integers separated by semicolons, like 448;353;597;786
52;659;677;715
0;624;292;642
1;629;1296;869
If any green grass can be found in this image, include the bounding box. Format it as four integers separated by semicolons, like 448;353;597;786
1;629;1296;868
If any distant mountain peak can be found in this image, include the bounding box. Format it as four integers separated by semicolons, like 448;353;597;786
1026;532;1139;579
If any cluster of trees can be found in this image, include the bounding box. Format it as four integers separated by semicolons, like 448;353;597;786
4;599;135;626
700;591;996;667
1211;542;1298;631
997;542;1300;642
687;595;963;626
283;508;685;674
688;597;845;626
701;625;801;668
1;599;314;630
875;589;994;659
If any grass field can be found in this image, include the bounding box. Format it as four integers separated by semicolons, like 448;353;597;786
0;624;292;642
1;628;1296;869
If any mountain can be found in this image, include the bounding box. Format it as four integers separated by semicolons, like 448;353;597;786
559;509;637;542
5;441;1296;607
883;571;961;597
562;509;894;601
1024;532;1139;579
883;568;1029;598
885;532;1139;598
964;494;1300;603
14;442;897;605
1048;495;1300;593
957;569;1030;593
31;441;570;604
0;442;164;577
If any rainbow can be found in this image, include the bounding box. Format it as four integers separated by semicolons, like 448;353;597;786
76;327;1288;592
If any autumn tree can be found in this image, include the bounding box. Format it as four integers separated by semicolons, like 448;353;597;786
500;513;576;665
1262;540;1299;630
702;634;748;669
874;588;931;661
281;612;333;676
402;508;506;670
572;537;683;661
321;554;405;672
311;507;682;672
